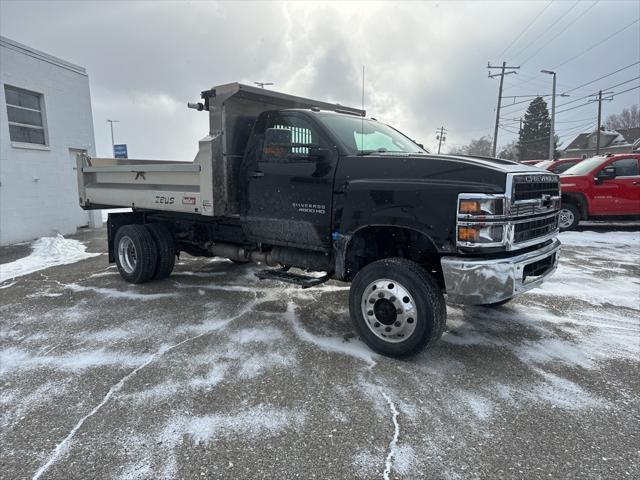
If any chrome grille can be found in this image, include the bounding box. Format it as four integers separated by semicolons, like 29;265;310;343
512;174;560;202
513;214;558;244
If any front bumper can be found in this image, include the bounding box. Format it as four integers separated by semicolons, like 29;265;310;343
441;238;560;305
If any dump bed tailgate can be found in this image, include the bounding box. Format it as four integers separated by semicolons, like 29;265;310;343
76;155;210;215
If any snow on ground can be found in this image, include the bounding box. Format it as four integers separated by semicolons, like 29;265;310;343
0;235;100;283
1;229;639;478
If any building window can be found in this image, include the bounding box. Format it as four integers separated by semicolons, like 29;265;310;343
4;85;47;145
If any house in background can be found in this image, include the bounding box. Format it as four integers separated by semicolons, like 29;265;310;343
560;127;640;159
0;36;101;246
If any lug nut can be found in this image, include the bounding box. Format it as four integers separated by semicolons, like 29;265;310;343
374;322;381;328
390;296;396;302
378;292;385;298
407;317;414;324
367;310;373;316
369;298;375;304
394;321;401;327
385;327;392;332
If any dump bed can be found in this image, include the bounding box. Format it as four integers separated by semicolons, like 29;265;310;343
77;82;364;217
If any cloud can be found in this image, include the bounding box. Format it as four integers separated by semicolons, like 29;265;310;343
1;0;637;156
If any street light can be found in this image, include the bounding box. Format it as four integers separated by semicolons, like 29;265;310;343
106;119;120;157
541;70;556;160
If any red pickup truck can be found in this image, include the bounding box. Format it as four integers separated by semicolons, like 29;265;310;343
559;153;640;230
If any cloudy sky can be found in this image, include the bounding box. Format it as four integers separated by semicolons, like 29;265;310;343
1;0;638;159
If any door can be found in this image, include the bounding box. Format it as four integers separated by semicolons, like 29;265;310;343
243;112;337;249
592;157;640;215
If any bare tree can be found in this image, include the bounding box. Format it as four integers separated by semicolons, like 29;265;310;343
604;105;640;130
498;140;519;160
448;136;493;156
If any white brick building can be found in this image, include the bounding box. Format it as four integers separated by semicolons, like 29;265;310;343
0;36;101;246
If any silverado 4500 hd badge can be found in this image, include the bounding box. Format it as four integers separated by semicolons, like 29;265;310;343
292;202;326;215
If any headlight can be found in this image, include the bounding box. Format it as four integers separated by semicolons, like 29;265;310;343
458;195;505;217
458;224;504;244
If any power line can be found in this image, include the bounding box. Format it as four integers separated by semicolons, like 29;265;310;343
555;84;639;116
560;61;640;95
552;17;640;70
519;0;599;66
510;0;581;63
556;76;640;109
494;0;554;62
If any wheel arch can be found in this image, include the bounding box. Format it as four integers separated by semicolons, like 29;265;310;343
561;192;588;220
335;224;442;283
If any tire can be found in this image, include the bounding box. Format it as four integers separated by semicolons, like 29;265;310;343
559;204;580;231
146;223;176;280
480;297;513;307
114;224;158;284
349;258;446;357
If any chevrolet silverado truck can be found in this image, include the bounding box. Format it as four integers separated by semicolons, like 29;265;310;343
77;83;561;356
559;153;640;230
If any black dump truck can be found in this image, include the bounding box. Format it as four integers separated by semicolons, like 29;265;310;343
77;83;561;356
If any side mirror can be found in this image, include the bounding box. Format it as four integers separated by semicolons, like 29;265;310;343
596;166;616;183
308;146;330;159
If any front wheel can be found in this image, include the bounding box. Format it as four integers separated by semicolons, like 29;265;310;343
558;204;580;231
349;258;446;357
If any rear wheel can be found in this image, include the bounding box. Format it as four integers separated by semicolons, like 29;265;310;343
114;224;158;284
559;203;580;231
146;223;176;280
349;258;446;357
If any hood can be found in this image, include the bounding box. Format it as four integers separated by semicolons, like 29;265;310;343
433;154;548;174
336;153;547;195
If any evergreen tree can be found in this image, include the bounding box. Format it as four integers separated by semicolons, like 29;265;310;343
517;97;555;160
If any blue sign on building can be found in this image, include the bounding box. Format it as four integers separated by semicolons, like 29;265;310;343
113;144;128;158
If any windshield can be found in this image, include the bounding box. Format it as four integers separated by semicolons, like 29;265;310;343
562;156;606;175
317;114;426;155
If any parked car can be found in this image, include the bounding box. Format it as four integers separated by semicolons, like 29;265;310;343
559;153;640;230
536;157;583;174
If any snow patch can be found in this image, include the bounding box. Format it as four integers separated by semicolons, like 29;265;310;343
285;302;377;367
64;283;178;301
230;326;284;345
0;235;100;282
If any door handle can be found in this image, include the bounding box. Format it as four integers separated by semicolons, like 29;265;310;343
633;181;640;185
251;171;264;178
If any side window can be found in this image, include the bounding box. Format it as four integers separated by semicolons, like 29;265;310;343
608;158;639;177
266;114;320;160
4;85;47;145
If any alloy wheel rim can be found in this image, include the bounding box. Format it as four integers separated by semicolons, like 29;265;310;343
361;278;417;343
558;208;574;229
117;236;137;274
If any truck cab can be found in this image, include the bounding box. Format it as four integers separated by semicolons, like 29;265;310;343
558;153;640;230
77;83;561;357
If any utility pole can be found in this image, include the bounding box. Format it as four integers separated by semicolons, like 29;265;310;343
541;70;556;160
254;82;274;89
488;62;520;157
106;119;119;157
435;126;447;154
588;90;613;155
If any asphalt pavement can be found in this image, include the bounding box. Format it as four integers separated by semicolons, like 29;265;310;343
1;227;638;479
